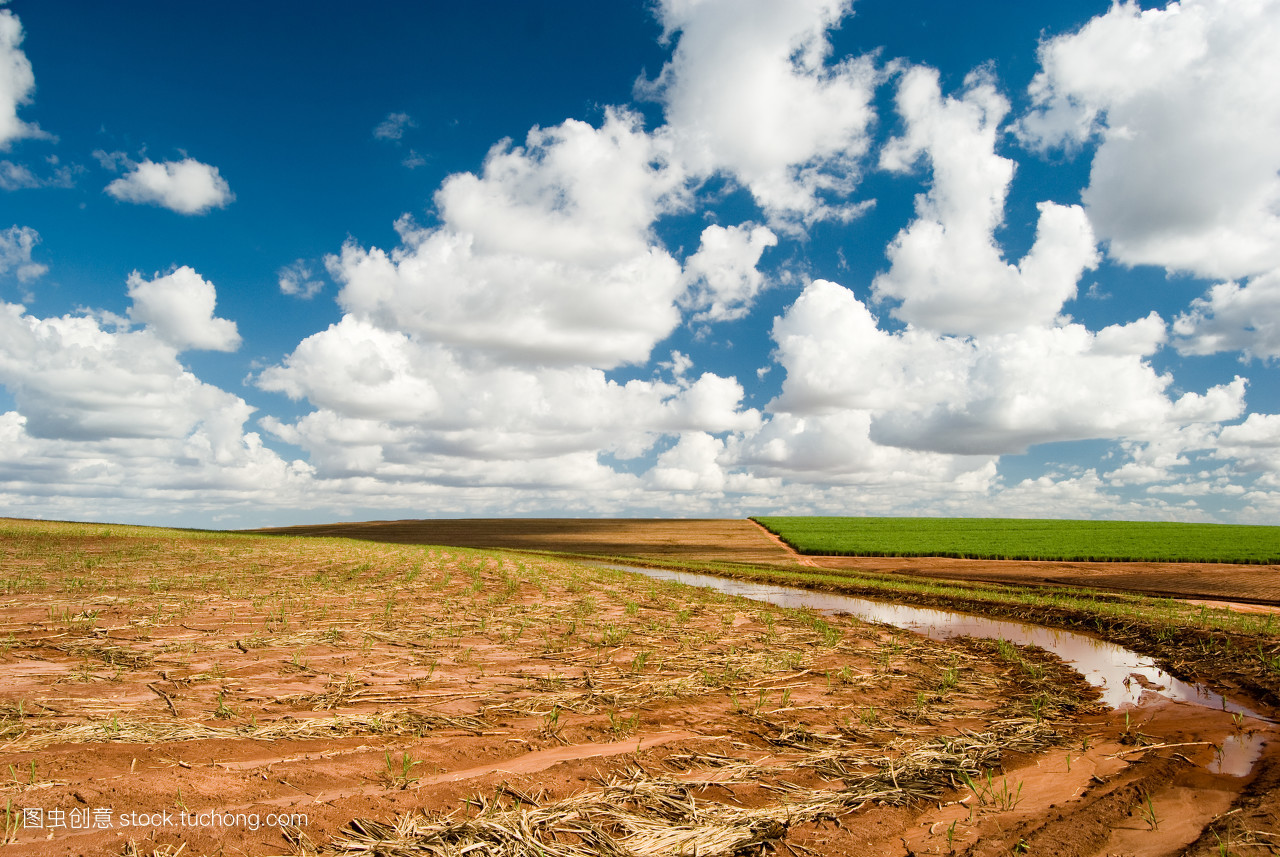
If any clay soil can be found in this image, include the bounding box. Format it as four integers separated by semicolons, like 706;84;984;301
1;518;1278;855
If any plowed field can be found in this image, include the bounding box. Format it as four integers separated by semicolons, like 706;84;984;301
0;518;1276;855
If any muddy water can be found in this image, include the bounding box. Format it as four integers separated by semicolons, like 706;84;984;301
606;565;1272;777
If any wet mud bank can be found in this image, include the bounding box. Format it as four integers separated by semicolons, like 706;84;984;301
610;564;1280;854
632;558;1280;711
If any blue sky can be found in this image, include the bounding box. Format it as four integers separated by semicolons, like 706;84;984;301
2;0;1279;528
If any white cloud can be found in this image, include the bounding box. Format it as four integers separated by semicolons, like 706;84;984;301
1018;0;1280;280
1172;268;1280;361
0;224;46;282
645;0;878;226
869;325;1187;455
0;301;242;446
0;409;315;525
257;314;760;482
771;279;1193;457
1215;413;1280;481
982;470;1187;521
761;261;1249;508
0;156;78;190
679;223;777;322
873;67;1099;335
1104;407;1242;488
0;159;35;189
333;109;687;370
647;432;727;492
252;102;791;505
0;407;314;521
105;157;234;215
769;279;966;415
1169;376;1248;424
278;259;324;299
0;268;311;520
126;266;241;352
436;110;683;267
0;8;49;149
740;409;998;489
374;111;416;141
1093;311;1166;356
258;318;442;424
92;149;130;172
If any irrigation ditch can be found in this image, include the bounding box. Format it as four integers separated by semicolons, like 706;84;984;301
581;560;1280;854
602;565;1275;767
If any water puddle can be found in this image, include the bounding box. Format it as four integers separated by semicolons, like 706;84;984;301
603;565;1271;777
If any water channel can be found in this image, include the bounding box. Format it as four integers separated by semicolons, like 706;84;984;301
597;564;1273;777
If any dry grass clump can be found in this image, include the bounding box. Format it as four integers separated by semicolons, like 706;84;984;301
3;708;486;752
325;719;1056;857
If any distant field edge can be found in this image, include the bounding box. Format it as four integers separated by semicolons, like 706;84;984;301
751;516;1280;565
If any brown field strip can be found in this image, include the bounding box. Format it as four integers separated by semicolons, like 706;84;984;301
256;517;1280;606
251;517;802;566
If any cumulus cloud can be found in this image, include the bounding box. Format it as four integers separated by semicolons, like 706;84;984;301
0;301;247;442
873;67;1099;335
769;279;1202;457
248;7;1260;518
278;259;324;299
0;8;50;149
1172;269;1280;361
247;91;811;505
761;266;1255;513
645;0;877;226
257;314;760;483
332;109;687;369
1015;0;1280;365
125;266;241;352
740;408;998;489
679;223;777;322
647;432;728;492
769;279;966;415
0;269;313;520
1018;0;1280;280
0;224;46;282
868;324;1189;455
0;409;312;523
1214;414;1280;485
105;157;234;214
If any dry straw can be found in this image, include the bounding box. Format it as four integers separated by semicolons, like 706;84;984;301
325;718;1054;856
3;709;486;752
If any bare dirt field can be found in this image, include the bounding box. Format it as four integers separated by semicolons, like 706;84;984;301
253;518;801;567
2;518;1278;855
259;517;1280;607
